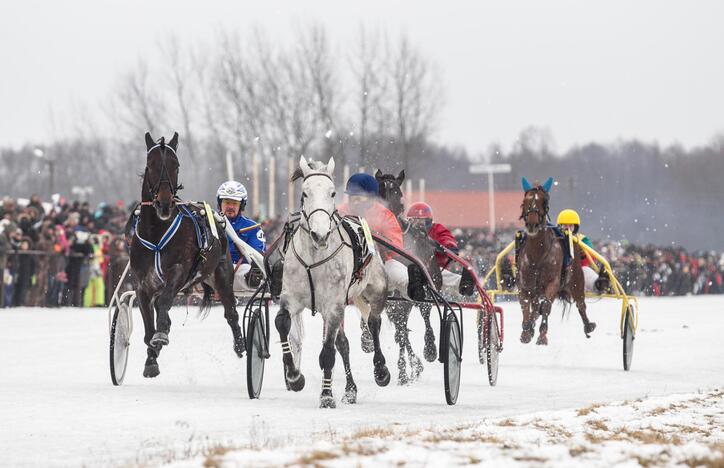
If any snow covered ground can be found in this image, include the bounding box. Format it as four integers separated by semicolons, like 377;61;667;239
0;296;722;467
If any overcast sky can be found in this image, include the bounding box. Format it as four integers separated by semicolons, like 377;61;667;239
1;0;722;154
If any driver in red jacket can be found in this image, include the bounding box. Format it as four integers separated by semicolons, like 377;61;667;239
406;202;463;294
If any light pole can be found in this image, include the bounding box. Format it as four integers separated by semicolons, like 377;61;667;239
469;163;512;234
34;148;56;195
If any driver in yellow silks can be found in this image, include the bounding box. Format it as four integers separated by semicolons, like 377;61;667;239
557;209;609;293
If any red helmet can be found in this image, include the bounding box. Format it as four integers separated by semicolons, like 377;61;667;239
407;202;433;219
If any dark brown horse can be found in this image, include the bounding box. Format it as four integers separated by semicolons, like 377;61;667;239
517;177;596;345
129;132;244;378
376;170;440;384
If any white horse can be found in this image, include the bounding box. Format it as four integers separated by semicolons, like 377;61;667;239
275;156;390;408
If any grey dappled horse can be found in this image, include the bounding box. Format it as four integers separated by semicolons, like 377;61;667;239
275;156;391;408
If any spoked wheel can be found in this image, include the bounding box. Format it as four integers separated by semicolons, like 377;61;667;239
623;305;635;371
109;301;131;385
476;311;486;365
443;315;462;405
246;311;266;399
486;312;500;386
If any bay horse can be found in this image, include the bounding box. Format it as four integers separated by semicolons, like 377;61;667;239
275;156;390;408
517;177;596;345
376;170;440;384
129;132;244;378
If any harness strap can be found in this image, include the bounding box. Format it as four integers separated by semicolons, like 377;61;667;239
134;213;184;282
291;231;346;315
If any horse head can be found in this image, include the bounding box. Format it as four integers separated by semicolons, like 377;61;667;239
374;169;405;217
520;177;553;235
292;156;336;249
143;132;181;221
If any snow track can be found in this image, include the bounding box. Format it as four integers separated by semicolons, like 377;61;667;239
0;296;722;467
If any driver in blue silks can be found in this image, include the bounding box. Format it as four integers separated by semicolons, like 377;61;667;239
216;181;265;290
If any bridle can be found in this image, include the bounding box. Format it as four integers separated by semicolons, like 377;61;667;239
520;186;550;229
299;172;340;236
142;143;180;206
378;176;404;217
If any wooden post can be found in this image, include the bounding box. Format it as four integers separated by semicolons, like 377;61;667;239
252;152;259;215
268;156;276;219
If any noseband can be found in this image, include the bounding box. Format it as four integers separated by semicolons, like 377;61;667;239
300;172;339;234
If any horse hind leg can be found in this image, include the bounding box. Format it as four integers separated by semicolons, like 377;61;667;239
274;306;305;392
576;296;596;337
335;325;357;404
212;264;245;358
368;311;391;387
420;303;437;362
388;303;409;385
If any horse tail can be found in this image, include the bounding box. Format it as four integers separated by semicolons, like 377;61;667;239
199;283;213;320
558;290;573;319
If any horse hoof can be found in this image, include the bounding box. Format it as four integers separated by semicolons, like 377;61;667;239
410;358;424;382
520;331;533;344
374;366;391;387
585;322;597;337
143;364;160;378
397;373;409;386
234;338;246;358
287;372;306;392
320;395;336;409
341;389;357;405
536;335;548;346
150;332;169;348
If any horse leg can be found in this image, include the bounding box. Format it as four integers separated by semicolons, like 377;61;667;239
335;324;357;404
575;296;596;337
389;304;409;385
274;304;305;392
420;303;437;362
359;318;374;354
536;298;552;346
319;312;341;409
138;290;160;378
150;286;176;348
368;312;391;387
214;266;245;358
520;296;535;344
404;306;424;382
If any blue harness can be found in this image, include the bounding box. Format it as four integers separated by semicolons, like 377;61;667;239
133;204;208;282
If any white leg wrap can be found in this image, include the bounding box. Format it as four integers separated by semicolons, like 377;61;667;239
281;340;293;355
322;378;333;390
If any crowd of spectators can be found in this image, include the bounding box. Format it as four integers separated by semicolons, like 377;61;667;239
1;195;722;309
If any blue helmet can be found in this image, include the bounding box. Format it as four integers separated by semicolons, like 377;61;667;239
345;173;379;196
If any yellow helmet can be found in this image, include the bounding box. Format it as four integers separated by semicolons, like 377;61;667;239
557;209;581;226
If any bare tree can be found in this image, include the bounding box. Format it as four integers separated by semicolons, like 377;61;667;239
349;25;392;169
111;58;168;138
389;34;443;172
159;35;199;162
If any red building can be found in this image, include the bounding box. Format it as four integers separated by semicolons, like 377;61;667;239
405;191;522;229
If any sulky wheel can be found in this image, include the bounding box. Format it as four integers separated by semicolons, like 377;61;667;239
246;311;266;399
486;312;500;386
622;305;635;371
109;301;132;385
443;315;462;405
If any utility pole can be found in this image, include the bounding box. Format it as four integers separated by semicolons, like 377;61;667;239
469;163;512;234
